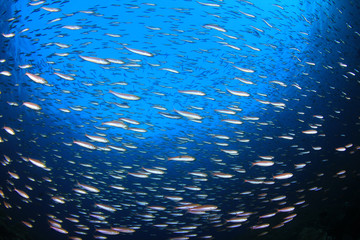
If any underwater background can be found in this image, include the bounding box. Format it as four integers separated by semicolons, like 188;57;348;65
0;0;360;239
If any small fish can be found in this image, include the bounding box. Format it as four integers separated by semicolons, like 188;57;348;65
197;1;220;7
233;66;255;73
214;109;236;115
226;89;250;97
28;158;47;169
302;129;317;134
25;73;47;84
62;25;82;30
239;11;256;18
50;226;68;234
119;118;140;125
160;68;179;73
96;229;120;235
95;203;117;212
23;102;41;110
41;7;61;12
128;172;149;178
213;172;234;178
85;134;109;143
174;109;203;120
105;33;122;37
250;223;270;230
222;119;243;124
188;205;218;212
54;72;74;81
28;1;45;6
252;161;274;167
79;55;110;65
14;188;29;199
273;173;293;180
124;46;153;57
0;71;11;76
51;196;65;204
111;227;135;233
3;126;15;135
109;90;140;100
226;217;248;223
77;182;100;193
19;64;32;69
73;140;97;150
2;33;15;38
102;121;128;128
203;24;227;32
168;155;195;162
178;90;206;96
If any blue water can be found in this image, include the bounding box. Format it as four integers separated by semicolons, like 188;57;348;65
0;0;360;239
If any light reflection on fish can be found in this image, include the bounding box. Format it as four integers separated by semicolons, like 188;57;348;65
0;0;359;239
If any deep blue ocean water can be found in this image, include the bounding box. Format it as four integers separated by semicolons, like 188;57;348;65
0;0;360;240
